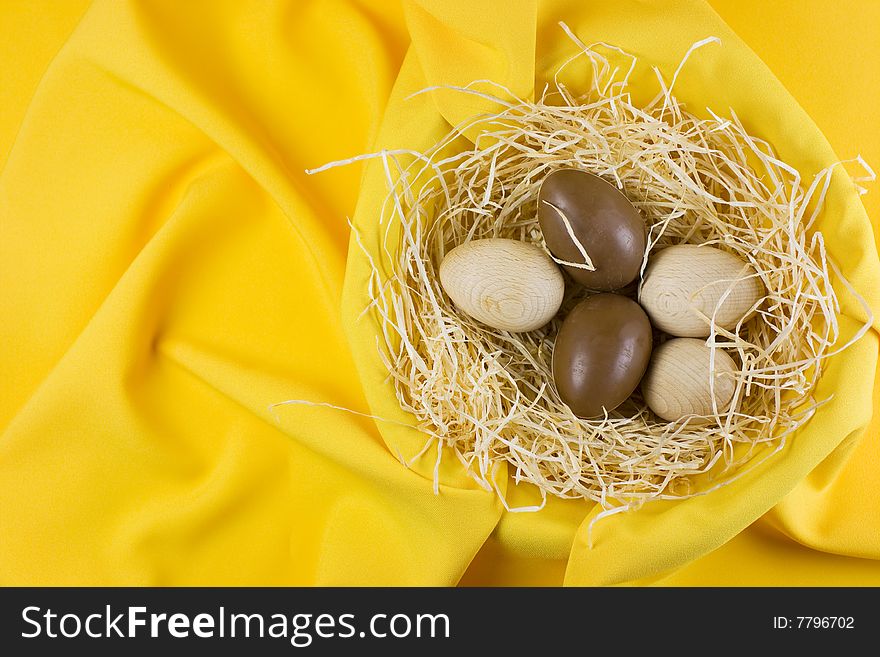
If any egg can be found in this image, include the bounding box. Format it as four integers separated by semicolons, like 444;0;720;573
639;244;764;337
552;293;653;418
641;338;738;422
538;168;646;291
439;238;564;332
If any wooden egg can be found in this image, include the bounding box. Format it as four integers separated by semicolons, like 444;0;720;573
639;245;764;337
439;238;564;332
642;338;738;422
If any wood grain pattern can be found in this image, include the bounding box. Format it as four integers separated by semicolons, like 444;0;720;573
639;245;764;337
642;338;737;422
439;238;564;332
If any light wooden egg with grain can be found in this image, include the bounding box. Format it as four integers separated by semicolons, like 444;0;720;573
439;238;564;332
642;338;738;422
639;245;764;337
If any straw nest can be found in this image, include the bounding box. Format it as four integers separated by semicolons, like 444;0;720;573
308;26;873;514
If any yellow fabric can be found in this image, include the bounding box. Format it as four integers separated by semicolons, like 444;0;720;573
1;0;878;586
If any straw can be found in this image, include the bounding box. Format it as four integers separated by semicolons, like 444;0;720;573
307;26;873;511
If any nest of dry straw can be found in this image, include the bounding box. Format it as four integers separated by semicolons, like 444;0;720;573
311;26;873;514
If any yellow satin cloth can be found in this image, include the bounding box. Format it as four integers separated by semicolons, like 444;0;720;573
2;0;878;586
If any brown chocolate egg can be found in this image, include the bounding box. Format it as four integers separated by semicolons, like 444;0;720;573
538;169;645;290
552;293;653;418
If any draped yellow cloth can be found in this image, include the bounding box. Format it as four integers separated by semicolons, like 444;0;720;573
2;0;878;586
